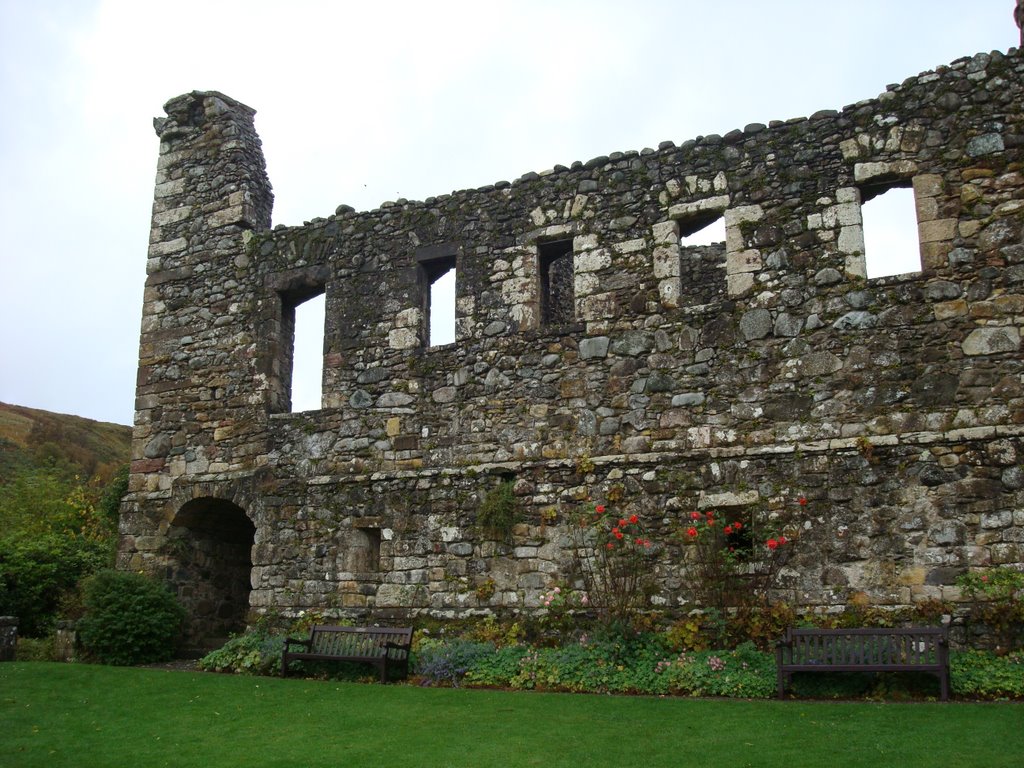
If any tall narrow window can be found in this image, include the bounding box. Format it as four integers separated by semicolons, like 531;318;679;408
428;263;456;346
416;243;459;348
290;292;325;412
539;238;574;326
861;186;921;278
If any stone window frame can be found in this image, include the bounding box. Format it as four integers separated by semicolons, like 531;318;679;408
264;266;330;414
503;222;589;331
653;194;745;307
537;237;575;327
415;242;461;348
837;161;954;278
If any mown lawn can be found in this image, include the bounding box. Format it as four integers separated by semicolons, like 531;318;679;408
1;662;1021;768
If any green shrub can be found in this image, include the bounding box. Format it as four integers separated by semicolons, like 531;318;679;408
476;481;517;539
951;650;1024;699
77;570;185;665
15;634;57;662
414;638;497;686
0;533;112;637
199;630;286;676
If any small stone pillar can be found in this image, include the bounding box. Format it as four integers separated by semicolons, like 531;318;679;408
0;616;17;661
54;621;78;662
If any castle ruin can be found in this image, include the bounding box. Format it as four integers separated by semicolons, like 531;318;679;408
119;37;1024;645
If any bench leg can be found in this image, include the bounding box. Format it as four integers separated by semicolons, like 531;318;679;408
777;671;787;699
281;655;289;678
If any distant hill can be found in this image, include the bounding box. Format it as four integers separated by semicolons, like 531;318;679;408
0;402;131;482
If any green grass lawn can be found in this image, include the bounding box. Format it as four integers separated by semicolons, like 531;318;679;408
2;663;1022;768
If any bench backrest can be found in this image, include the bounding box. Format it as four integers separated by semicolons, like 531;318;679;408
780;627;947;666
308;626;413;659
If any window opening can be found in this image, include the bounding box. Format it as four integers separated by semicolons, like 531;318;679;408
861;185;921;278
677;211;727;305
539;238;574;326
679;211;726;247
288;290;325;412
420;255;457;347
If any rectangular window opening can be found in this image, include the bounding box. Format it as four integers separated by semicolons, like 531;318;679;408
679;211;726;247
539;238;574;326
861;184;921;279
420;256;457;347
289;290;326;412
677;211;727;305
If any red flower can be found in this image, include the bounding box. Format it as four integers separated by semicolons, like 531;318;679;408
798;496;807;506
766;538;778;550
629;514;639;524
595;504;606;513
606;542;615;549
733;521;742;530
687;527;698;538
618;518;628;528
778;536;787;545
706;517;715;526
643;539;651;547
690;511;701;520
635;537;644;545
724;524;734;535
614;530;624;540
612;527;620;536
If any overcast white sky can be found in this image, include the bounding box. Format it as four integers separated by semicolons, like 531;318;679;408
0;0;1016;426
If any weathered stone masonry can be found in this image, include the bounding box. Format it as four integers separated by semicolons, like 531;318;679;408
119;48;1024;644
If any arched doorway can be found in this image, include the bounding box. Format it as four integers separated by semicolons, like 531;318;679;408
167;497;255;647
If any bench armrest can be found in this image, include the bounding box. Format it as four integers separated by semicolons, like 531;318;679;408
283;637;311;651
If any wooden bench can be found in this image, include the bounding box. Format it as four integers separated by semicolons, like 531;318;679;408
281;625;413;683
776;627;950;700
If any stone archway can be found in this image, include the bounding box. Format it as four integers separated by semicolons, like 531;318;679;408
167;497;255;648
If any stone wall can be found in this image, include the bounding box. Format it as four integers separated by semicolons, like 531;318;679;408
119;49;1024;643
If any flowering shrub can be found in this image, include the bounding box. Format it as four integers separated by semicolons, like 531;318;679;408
677;497;804;642
569;503;655;632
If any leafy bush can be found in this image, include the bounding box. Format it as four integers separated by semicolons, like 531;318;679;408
199;630;286;676
414;639;496;687
951;650;1024;699
0;533;112;636
77;570;185;665
15;635;57;662
476;480;517;539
